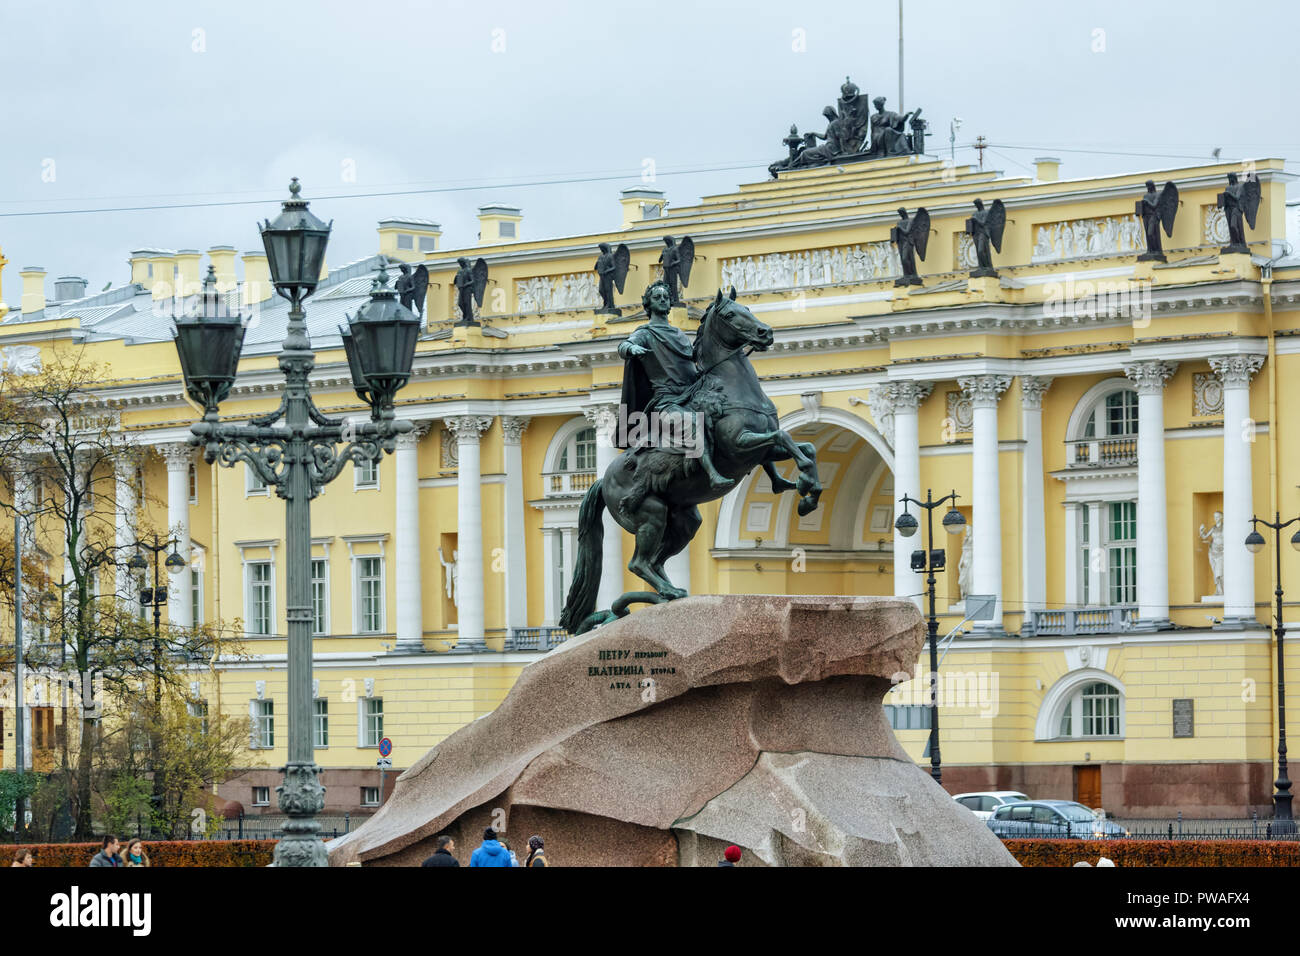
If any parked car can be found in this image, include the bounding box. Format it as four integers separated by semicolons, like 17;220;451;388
953;791;1029;821
986;800;1128;839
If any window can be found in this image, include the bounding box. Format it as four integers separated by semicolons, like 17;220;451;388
1080;506;1091;606
356;556;383;633
188;699;209;735
396;233;413;250
1083;389;1139;438
252;786;270;807
134;467;145;508
1056;681;1123;739
247;561;273;636
188;462;198;503
1082;682;1122;737
361;786;380;807
246;464;269;495
32;707;55;751
311;559;328;636
557;427;597;472
252;699;274;748
1107;502;1137;605
354;456;378;489
362;697;384;748
883;704;932;731
313;698;329;748
418;236;437;252
191;558;204;625
498;221;516;238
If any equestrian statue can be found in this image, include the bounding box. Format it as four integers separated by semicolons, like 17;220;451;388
559;280;823;635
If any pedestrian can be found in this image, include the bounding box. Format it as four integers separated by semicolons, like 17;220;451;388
124;839;151;867
468;826;514;867
524;835;548;867
420;835;459;867
502;838;519;867
89;835;123;868
11;849;33;867
717;845;742;867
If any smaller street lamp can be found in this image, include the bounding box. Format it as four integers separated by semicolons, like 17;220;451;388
1245;512;1300;827
896;489;966;784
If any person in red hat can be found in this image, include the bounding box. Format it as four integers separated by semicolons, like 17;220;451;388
717;845;742;867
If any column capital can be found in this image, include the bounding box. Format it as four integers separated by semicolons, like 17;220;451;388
1019;376;1054;410
882;380;933;411
583;402;620;447
1123;360;1177;395
394;420;431;450
500;415;532;446
444;415;493;446
958;374;1012;409
1208;354;1265;389
158;442;196;469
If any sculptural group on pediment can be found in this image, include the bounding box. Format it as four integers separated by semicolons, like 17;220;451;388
769;76;927;177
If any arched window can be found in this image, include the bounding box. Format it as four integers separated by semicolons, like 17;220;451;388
1055;681;1123;739
1082;389;1138;439
557;427;596;473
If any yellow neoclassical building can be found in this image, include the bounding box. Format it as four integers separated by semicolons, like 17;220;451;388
2;128;1299;818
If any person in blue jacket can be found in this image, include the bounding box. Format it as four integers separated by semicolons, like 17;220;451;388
469;827;514;867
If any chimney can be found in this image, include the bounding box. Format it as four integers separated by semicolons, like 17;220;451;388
378;218;442;262
241;250;272;304
174;249;202;296
147;252;177;299
128;249;159;286
476;204;522;245
0;245;9;316
1034;157;1061;182
207;245;238;292
20;266;46;314
53;276;88;302
619;187;666;229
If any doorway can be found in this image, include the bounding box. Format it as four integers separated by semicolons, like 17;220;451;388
1074;765;1101;809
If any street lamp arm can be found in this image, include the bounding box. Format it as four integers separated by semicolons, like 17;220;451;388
196;429;287;487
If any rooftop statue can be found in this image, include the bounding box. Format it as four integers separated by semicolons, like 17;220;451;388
593;241;630;315
658;236;694;306
1216;171;1261;255
769;75;926;177
891;206;931;286
453;256;488;326
965;198;1007;278
393;262;429;318
1135;180;1179;262
560;283;823;635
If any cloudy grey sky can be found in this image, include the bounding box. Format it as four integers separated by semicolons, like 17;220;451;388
2;0;1297;297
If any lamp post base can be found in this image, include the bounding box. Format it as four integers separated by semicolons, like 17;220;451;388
272;761;328;867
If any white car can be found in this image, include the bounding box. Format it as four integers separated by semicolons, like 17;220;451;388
952;791;1029;821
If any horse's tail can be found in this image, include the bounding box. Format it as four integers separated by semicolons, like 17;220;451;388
559;478;606;633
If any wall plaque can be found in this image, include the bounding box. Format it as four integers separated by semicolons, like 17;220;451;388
1172;698;1194;738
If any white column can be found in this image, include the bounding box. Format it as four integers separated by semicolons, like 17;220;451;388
393;423;428;652
115;452;138;603
1124;360;1177;627
889;381;932;606
1020;377;1052;626
1088;501;1105;604
1063;502;1080;605
541;529;559;626
664;541;691;594
447;415;493;648
959;374;1012;630
161;443;194;628
586;404;623;611
1211;354;1265;625
500;416;532;634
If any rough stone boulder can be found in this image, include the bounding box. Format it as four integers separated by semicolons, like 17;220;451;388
328;594;1017;866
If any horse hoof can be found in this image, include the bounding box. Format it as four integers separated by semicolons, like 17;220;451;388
797;496;818;516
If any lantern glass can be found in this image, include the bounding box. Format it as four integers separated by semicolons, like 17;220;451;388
260;178;331;301
942;507;966;535
895;511;919;538
1245;530;1266;554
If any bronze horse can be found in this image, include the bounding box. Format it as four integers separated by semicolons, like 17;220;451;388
560;288;822;634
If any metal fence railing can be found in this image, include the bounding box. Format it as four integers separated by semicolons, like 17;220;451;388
993;816;1299;841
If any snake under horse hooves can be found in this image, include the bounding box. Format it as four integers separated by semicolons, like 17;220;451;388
574;590;675;636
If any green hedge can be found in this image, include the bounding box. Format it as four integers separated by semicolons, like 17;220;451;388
1007;838;1300;867
8;840;276;867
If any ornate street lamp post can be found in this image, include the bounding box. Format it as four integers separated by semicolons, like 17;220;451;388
895;489;966;784
1244;513;1300;828
172;179;418;866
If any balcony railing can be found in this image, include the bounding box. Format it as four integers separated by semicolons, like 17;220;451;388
1031;605;1137;636
1065;436;1137;468
506;626;570;652
543;470;596;497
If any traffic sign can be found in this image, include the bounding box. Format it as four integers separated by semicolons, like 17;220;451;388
378;737;392;757
377;757;392;769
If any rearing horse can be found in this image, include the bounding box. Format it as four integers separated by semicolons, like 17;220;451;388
560;288;822;634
